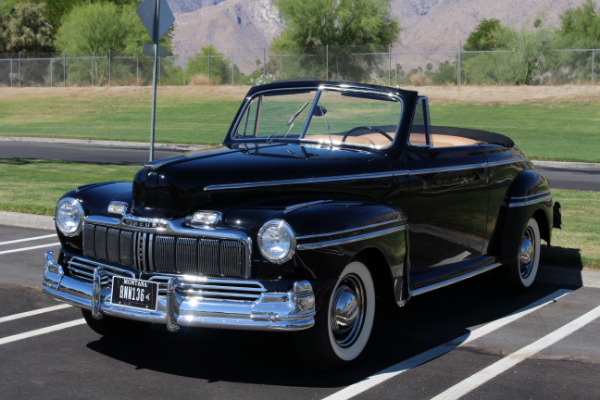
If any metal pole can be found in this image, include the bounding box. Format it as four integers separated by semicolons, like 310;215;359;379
183;56;186;86
63;51;66;87
108;50;111;86
50;58;53;87
18;52;21;87
326;45;329;81
136;57;139;86
208;47;211;86
263;48;266;84
149;0;160;161
10;57;13;87
231;55;234;85
91;57;94;86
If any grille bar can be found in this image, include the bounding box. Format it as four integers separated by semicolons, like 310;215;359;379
83;223;249;278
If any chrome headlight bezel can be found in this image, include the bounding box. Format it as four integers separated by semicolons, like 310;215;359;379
55;197;84;237
257;219;296;264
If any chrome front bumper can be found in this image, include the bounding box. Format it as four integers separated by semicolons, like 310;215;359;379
42;251;316;332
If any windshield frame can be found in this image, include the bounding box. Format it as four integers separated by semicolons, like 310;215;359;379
228;85;405;151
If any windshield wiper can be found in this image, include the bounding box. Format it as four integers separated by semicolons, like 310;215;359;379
267;101;310;141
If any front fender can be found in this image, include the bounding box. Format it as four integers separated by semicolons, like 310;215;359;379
57;181;132;252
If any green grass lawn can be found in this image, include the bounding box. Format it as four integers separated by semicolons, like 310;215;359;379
1;90;599;161
0;159;597;269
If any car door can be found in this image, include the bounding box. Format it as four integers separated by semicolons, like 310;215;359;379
403;98;489;279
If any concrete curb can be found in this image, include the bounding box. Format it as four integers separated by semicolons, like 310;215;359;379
0;136;208;152
1;211;598;289
0;211;54;231
532;160;600;171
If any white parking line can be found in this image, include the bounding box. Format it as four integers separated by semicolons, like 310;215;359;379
0;319;86;346
322;289;572;400
0;234;56;246
0;304;72;324
0;242;60;256
431;304;600;400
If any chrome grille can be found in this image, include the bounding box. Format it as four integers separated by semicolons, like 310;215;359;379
65;257;265;302
83;223;250;278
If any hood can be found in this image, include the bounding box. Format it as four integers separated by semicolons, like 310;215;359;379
132;142;391;218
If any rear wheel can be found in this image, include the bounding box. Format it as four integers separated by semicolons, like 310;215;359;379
506;217;541;292
82;309;150;339
294;261;375;370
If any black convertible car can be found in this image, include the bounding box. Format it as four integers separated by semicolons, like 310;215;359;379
43;79;560;369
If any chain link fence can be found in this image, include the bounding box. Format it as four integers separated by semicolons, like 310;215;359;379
1;47;597;87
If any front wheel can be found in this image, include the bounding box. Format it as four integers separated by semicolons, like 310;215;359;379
82;309;150;339
506;217;541;292
294;261;376;371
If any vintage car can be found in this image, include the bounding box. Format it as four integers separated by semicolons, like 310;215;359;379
43;79;561;370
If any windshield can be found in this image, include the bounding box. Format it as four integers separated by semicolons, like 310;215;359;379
231;88;403;149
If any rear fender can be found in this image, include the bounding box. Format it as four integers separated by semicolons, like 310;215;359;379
499;169;553;263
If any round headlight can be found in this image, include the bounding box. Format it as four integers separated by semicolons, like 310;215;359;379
257;219;296;264
55;197;84;237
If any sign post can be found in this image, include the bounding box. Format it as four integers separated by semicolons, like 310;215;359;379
136;0;174;161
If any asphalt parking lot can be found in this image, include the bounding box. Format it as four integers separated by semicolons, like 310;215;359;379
1;225;599;399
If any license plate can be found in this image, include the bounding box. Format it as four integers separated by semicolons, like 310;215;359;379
111;276;158;311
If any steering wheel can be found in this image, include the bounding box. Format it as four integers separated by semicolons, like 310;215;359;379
341;126;393;142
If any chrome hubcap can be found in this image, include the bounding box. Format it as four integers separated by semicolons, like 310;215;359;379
330;274;365;348
519;226;536;279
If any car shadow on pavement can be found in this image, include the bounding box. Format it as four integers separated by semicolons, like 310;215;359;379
85;273;568;388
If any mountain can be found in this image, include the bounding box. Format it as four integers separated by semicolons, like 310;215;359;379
166;0;588;70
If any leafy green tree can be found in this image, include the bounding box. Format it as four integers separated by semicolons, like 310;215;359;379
0;1;53;53
462;18;554;84
553;0;600;82
271;0;400;82
185;44;234;85
55;2;172;85
464;19;508;51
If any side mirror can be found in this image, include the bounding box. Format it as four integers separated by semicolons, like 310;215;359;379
313;104;327;117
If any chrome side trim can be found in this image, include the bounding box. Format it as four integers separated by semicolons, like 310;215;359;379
297;224;407;250
203;160;525;193
505;191;552;208
411;262;502;297
284;200;332;214
297;219;406;241
204;171;396;191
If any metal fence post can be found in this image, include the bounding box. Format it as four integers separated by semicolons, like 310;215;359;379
208;48;211;86
395;54;398;86
50;58;53;87
63;51;66;87
91;57;94;86
231;55;234;85
136;56;139;86
108;50;111;87
457;43;462;86
18;52;21;87
10;57;13;87
263;48;267;84
593;49;596;85
183;56;186;86
389;44;392;86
